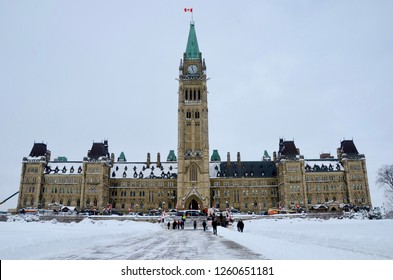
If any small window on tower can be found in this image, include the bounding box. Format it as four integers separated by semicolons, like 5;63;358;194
195;112;200;119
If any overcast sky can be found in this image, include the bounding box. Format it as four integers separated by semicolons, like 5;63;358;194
1;0;392;211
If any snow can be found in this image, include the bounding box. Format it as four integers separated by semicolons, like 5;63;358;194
111;162;177;179
1;215;392;260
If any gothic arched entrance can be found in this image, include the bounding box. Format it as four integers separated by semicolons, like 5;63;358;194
189;199;199;210
185;195;204;211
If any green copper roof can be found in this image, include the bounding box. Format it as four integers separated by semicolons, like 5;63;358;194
167;150;177;161
56;156;67;162
185;21;200;60
118;152;127;162
263;150;271;161
211;150;221;161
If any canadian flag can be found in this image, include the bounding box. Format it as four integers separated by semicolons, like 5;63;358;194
184;8;193;12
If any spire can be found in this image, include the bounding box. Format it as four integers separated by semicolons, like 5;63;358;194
185;21;200;60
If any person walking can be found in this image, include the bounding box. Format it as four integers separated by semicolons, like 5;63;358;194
212;218;218;235
193;220;197;229
238;219;244;232
202;220;207;231
167;221;171;229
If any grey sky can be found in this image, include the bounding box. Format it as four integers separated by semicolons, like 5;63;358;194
1;0;392;210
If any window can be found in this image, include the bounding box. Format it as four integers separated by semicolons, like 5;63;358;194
190;165;197;181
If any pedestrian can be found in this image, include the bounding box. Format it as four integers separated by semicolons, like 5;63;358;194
173;220;177;229
212;218;218;235
202;220;207;231
238;219;244;232
177;220;181;229
193;220;197;229
167;221;170;229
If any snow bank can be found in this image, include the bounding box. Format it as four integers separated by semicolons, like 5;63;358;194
0;217;162;260
219;218;393;259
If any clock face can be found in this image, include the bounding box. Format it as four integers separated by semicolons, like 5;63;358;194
187;64;198;74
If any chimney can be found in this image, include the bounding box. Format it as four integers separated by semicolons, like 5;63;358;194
237;152;241;165
146;153;151;168
157;152;161;168
227;152;231;166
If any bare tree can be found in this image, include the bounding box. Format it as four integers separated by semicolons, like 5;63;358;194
376;164;393;211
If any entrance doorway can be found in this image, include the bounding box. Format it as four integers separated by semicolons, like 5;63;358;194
189;199;199;210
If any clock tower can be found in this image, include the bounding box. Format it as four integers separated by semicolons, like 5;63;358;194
177;21;210;211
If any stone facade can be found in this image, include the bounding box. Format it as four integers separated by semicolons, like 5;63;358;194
16;21;372;213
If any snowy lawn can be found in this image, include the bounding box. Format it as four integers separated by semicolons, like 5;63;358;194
220;218;393;259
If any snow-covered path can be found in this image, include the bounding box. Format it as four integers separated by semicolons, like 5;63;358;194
47;228;265;260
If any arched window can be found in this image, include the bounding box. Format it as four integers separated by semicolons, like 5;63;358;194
190;165;198;182
67;198;71;206
185;89;188;100
30;197;34;207
298;195;303;204
193;89;196;100
93;198;98;206
290;195;295;205
86;198;90;207
354;194;359;204
77;199;81;207
198;89;201;100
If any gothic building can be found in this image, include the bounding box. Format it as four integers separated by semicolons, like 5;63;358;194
17;21;372;213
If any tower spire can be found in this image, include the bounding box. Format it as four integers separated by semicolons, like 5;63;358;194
185;21;200;60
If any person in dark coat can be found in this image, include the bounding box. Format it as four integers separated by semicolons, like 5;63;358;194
237;219;244;232
173;220;177;229
167;221;171;229
212;219;218;235
193;220;197;229
202;220;207;231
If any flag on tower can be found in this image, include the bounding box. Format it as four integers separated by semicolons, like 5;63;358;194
184;8;193;12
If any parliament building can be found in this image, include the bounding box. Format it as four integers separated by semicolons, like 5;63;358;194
17;21;372;214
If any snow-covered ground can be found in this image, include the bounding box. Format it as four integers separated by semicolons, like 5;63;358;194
1;215;392;260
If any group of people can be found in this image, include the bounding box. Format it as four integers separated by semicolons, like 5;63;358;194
166;217;245;235
167;219;185;229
